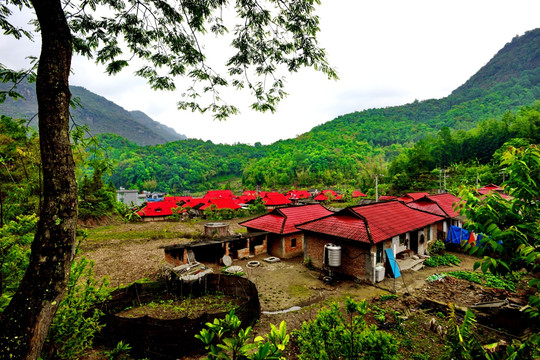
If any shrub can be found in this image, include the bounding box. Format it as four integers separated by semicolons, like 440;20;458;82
196;311;289;360
428;240;446;255
294;298;399;360
43;257;111;359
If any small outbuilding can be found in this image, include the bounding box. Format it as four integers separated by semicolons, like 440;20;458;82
239;204;333;259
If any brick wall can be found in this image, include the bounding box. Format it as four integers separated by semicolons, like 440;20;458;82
281;233;304;259
267;234;282;258
304;233;371;280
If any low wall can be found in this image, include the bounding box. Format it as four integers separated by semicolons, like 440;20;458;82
95;275;260;359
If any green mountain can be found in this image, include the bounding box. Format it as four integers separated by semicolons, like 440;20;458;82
0;81;186;146
101;27;540;194
11;28;540;194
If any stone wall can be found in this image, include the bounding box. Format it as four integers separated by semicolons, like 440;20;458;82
96;275;260;359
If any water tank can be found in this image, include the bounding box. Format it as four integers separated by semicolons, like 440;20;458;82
204;222;229;237
325;244;342;267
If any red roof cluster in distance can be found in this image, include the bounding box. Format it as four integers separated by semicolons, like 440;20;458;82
137;188;369;218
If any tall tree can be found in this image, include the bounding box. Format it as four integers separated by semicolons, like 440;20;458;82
0;1;336;358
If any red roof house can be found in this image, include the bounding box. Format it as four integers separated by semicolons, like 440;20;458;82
406;193;464;241
378;195;397;201
286;189;312;200
352;190;367;198
240;204;333;258
203;190;235;200
261;192;292;209
200;198;242;211
137;200;179;220
164;196;193;203
314;189;343;202
478;184;511;199
396;192;430;203
297;201;444;282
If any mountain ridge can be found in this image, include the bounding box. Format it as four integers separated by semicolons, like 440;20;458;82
0;81;187;146
100;27;540;193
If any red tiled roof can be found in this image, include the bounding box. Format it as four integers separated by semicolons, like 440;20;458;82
406;200;447;217
314;191;343;201
240;204;333;234
407;192;430;200
262;192;291;206
396;192;430;203
137;200;178;217
237;195;257;203
378;195;397;201
200;198;241;210
350;202;443;243
286;189;312;199
298;215;370;244
426;193;461;218
479;184;503;192
182;198;207;208
352;190;367;198
164;196;193;203
203;190;235;199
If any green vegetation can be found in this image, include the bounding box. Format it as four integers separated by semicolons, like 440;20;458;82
119;294;239;320
0;116;41;226
294;298;399;360
0;214;37;310
445;271;517;292
83;224;201;242
196;311;289;360
424;253;462;267
44;257;111;359
459;144;540;317
89;29;540;194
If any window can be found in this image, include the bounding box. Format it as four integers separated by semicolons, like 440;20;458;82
399;234;406;245
376;243;384;264
427;225;431;241
291;238;297;248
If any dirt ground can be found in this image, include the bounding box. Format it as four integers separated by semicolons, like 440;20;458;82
80;219;479;311
80;219;530;359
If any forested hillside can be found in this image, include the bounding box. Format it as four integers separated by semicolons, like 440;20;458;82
0;81;186;145
101;28;539;194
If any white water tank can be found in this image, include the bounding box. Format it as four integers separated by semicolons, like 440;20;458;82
325;244;342;267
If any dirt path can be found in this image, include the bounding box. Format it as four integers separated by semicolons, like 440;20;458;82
80;219;480;308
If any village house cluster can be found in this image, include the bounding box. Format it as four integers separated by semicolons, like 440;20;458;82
118;185;507;284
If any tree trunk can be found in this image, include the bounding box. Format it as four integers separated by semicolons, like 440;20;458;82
0;1;76;359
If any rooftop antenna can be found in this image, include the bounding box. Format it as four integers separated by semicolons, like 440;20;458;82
375;174;384;201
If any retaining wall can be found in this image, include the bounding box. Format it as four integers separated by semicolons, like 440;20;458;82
95;274;260;359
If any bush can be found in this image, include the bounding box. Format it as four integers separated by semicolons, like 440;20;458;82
294;298;399;360
43;257;111;359
428;240;446;255
196;311;289;360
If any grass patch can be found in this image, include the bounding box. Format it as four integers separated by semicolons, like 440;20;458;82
424;253;461;267
288;284;309;297
116;293;240;320
82;223;202;242
445;271;517;292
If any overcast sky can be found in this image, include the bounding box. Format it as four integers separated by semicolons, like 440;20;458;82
1;0;540;145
